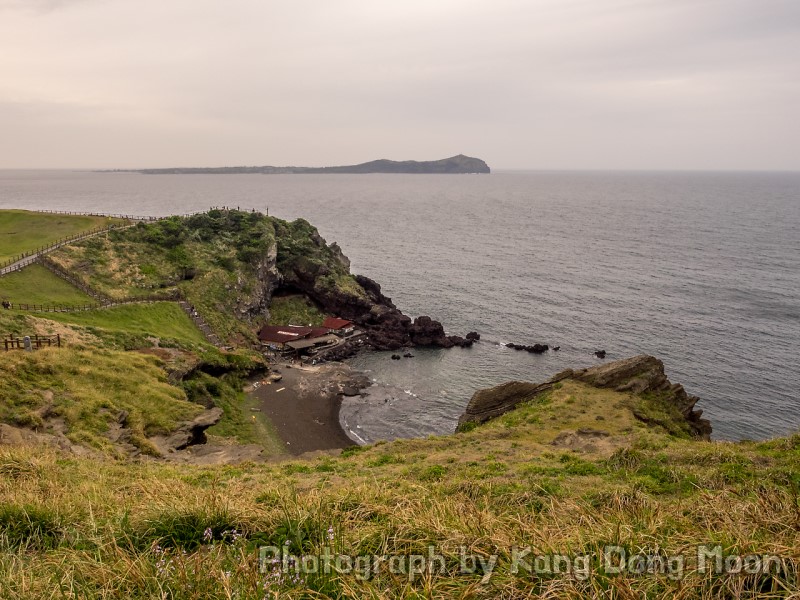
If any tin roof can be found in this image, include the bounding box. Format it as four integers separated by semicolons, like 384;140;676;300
322;316;354;330
257;325;312;344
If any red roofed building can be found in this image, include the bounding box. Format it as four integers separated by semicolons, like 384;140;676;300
258;324;343;356
257;325;312;349
323;316;355;336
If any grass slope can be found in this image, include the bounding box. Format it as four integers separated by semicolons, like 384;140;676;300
34;302;209;348
0;380;797;598
0;209;124;263
0;264;94;305
49;211;277;344
0;306;280;458
0;346;202;455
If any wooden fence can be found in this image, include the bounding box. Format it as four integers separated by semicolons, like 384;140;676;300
2;296;179;314
4;334;61;351
36;255;115;303
29;209;207;220
5;255;182;314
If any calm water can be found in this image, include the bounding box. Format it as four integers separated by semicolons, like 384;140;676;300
1;170;798;441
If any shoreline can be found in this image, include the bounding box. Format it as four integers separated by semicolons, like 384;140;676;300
246;361;367;456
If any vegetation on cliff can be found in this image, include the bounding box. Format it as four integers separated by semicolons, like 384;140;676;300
48;210;369;345
0;298;271;459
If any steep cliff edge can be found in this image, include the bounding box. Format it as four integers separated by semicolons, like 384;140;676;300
272;217;471;350
457;355;712;439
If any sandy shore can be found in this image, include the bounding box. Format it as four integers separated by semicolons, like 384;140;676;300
246;362;365;456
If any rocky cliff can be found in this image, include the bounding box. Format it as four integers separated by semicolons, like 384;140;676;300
272;218;472;350
457;355;712;439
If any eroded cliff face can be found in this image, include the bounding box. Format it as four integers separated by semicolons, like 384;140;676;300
268;219;471;350
457;355;712;439
235;241;280;322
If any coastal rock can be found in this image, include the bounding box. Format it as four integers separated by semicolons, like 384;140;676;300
318;340;362;362
153;407;223;453
448;335;474;348
269;221;470;351
566;355;712;438
457;381;557;429
457;355;712;439
466;332;481;341
408;316;446;346
506;342;549;354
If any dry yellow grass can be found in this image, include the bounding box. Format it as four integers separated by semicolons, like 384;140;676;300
0;379;797;599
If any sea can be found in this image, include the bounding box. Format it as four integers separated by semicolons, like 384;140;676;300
1;169;798;442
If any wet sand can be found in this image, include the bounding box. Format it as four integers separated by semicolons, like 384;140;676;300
247;362;362;455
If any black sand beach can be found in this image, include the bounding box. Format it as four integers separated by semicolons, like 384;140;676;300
247;362;360;455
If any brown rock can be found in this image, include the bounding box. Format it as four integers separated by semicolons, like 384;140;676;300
456;355;712;439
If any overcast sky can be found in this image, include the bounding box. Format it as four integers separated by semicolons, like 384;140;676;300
0;0;798;170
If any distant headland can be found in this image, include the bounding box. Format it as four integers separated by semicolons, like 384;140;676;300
116;154;490;175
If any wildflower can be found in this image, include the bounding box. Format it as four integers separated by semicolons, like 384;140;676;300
203;527;213;543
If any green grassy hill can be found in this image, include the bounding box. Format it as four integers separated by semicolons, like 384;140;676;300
0;298;272;461
0;263;94;305
0;209;125;263
0;345;202;456
47;210;365;344
39;302;210;348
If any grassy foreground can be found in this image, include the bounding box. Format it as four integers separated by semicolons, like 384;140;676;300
0;210;123;263
0;380;798;599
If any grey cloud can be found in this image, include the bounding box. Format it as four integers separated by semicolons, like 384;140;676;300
0;0;797;169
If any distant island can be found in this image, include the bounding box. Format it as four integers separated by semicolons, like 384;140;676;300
121;154;490;175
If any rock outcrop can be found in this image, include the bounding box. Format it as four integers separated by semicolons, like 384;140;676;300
272;222;471;351
563;355;711;438
152;407;224;454
457;355;712;439
457;381;557;427
507;342;549;354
